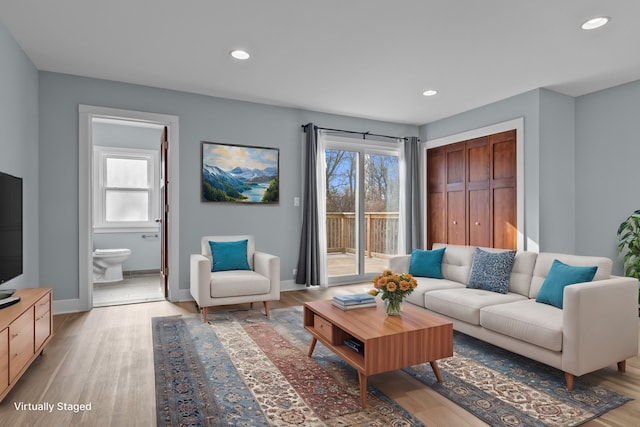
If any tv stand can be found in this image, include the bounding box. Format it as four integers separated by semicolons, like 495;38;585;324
0;288;52;402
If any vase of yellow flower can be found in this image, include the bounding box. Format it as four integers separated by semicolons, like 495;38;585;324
369;270;418;316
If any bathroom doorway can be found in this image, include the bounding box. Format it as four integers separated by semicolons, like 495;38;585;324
78;106;180;311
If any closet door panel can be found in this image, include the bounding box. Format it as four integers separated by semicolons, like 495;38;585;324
428;193;446;248
469;189;490;247
447;191;466;245
467;137;489;183
493;187;517;249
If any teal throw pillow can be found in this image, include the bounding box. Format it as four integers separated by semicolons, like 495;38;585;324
409;248;445;279
209;239;251;272
467;248;516;294
536;259;597;308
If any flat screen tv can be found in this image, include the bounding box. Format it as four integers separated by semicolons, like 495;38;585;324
0;171;23;284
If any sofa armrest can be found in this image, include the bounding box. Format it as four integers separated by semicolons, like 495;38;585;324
254;251;281;300
562;276;639;376
190;254;212;306
389;255;411;273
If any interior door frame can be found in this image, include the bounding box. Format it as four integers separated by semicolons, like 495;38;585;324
78;105;180;311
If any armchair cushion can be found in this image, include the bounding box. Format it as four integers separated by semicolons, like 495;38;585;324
210;270;270;298
209;239;251;272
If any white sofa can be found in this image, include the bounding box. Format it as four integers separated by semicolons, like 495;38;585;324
390;243;639;390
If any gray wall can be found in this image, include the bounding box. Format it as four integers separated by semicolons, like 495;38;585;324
0;22;39;290
538;89;576;254
38;72;418;300
92;121;162;272
575;80;640;275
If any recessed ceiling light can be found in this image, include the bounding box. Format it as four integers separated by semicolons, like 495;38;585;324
230;49;250;60
422;89;438;97
581;16;609;30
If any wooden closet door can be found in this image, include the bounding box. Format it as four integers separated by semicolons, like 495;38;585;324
491;130;517;249
446;143;466;245
466;137;491;247
427;146;446;249
426;130;517;250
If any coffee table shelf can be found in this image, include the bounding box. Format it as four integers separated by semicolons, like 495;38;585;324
303;300;453;407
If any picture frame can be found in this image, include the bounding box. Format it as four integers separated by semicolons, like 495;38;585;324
201;141;279;204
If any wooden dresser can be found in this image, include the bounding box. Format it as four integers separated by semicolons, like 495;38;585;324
0;288;53;402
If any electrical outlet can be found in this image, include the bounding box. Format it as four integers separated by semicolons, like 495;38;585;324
292;268;297;277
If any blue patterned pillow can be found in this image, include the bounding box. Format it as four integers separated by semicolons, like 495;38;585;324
467;248;516;294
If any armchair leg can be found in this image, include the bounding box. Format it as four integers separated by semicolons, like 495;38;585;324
202;306;208;323
618;360;627;373
263;301;271;318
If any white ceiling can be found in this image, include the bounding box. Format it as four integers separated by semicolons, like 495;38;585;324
1;1;639;125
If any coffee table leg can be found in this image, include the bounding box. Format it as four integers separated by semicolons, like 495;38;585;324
358;371;367;407
430;360;443;383
307;337;317;357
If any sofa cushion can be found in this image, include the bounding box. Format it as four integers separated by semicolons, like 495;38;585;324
404;277;465;307
535;260;597;308
432;243;477;284
409;247;445;278
508;251;538;296
529;252;611;299
210;270;270;298
425;288;527;325
480;299;563;352
467;248;516;293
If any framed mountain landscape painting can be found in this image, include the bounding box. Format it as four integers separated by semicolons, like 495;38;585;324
201;141;279;204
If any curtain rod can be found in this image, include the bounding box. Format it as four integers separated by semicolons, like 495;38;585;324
301;124;409;142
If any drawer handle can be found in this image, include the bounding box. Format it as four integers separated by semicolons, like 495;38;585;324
11;333;19;338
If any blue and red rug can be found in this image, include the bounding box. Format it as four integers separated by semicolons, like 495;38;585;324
152;307;631;426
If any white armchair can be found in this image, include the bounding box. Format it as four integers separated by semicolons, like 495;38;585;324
190;235;280;322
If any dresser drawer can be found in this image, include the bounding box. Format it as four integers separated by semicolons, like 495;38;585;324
314;314;334;342
34;295;51;351
9;309;35;382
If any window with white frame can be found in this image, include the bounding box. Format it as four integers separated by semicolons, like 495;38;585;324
93;146;159;232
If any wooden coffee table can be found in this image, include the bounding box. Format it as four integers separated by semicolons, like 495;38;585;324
304;299;453;407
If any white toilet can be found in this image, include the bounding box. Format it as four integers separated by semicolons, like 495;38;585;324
93;248;132;283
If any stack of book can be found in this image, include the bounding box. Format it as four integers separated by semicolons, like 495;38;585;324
332;293;377;310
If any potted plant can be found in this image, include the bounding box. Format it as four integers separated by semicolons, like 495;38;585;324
617;209;640;312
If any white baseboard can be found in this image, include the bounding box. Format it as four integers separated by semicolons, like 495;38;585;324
53;298;86;315
52;281;308;314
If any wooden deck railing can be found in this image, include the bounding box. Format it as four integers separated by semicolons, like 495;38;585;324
326;212;399;258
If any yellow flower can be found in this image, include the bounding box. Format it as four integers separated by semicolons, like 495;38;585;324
367;289;379;296
399;280;411;291
386;282;397;292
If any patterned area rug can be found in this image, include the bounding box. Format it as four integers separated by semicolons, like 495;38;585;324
152;307;631;426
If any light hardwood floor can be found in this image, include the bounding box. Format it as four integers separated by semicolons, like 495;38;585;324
0;285;638;426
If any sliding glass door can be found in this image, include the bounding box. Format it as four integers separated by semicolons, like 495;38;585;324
324;138;401;284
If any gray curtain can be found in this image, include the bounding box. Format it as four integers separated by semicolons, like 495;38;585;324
404;136;422;252
296;124;321;286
